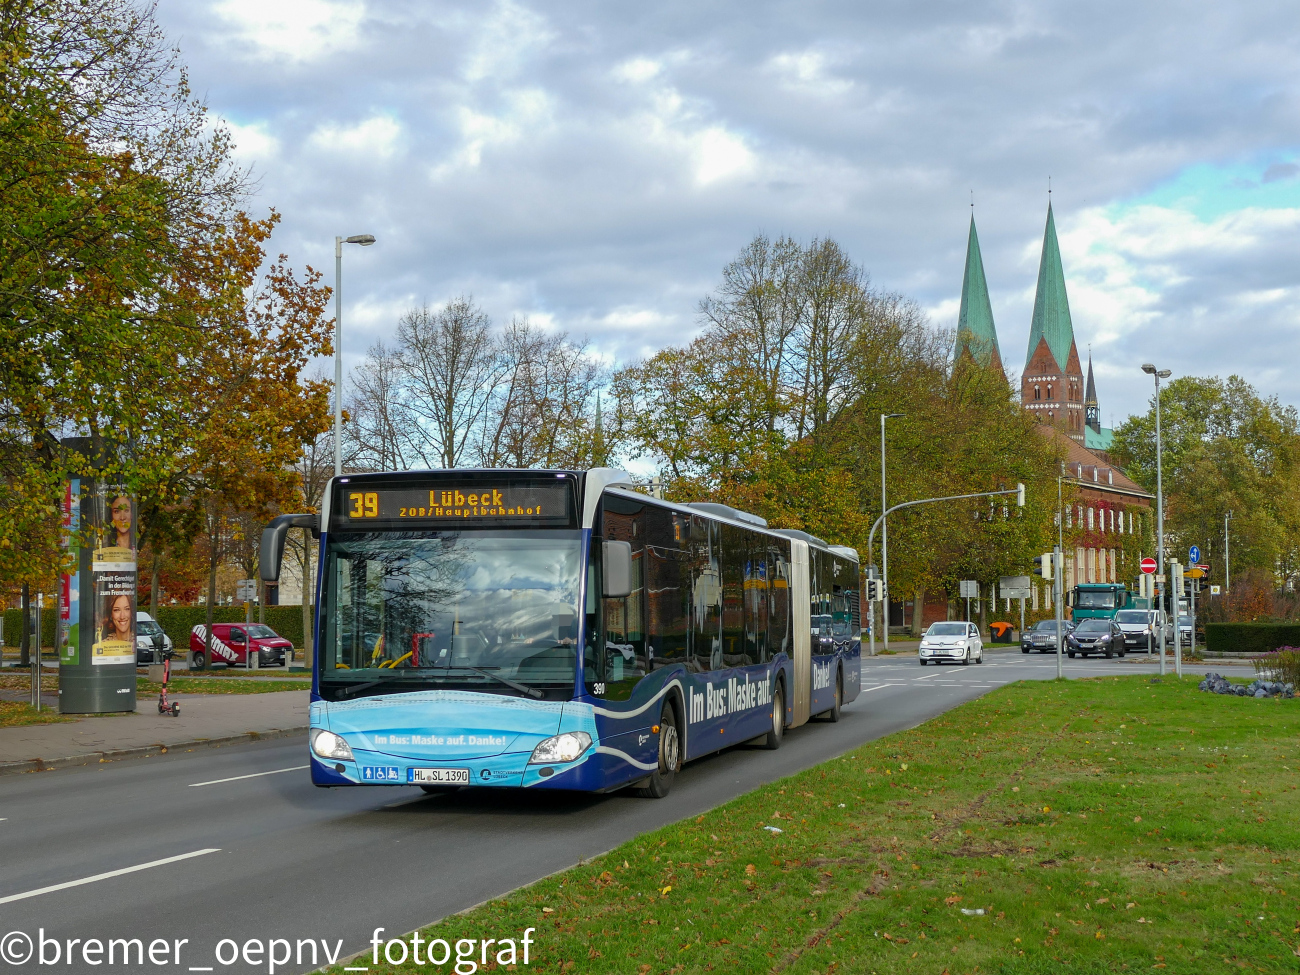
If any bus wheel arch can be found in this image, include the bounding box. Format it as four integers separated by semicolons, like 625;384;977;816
633;691;683;799
760;675;786;750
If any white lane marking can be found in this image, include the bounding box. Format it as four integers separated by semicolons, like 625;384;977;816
189;968;214;972
189;765;309;787
0;849;220;906
912;672;948;680
858;684;894;694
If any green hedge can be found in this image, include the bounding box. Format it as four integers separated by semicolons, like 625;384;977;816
1204;622;1300;656
2;608;58;648
4;605;310;649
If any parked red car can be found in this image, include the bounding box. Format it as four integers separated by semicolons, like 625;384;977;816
190;623;292;669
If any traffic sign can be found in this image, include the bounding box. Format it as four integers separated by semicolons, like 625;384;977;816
1140;557;1157;574
1189;545;1201;563
1186;566;1206;579
1198;563;1209;573
1210;585;1221;595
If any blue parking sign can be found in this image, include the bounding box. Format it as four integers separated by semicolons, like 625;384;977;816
1189;545;1201;563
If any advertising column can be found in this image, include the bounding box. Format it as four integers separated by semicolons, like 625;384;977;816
59;479;138;713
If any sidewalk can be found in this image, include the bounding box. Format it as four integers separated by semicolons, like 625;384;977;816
0;689;309;775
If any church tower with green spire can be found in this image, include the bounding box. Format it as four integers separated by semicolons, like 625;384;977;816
1022;203;1085;443
952;214;1004;374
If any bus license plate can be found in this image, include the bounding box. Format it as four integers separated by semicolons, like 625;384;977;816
408;767;470;785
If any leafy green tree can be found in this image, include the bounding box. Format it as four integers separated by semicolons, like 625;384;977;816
1110;375;1300;588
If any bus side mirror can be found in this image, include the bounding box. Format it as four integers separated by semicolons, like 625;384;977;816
603;541;633;598
260;514;319;584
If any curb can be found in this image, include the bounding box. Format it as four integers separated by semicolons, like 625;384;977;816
0;726;308;777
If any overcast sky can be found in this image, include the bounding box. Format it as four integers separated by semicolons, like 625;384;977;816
156;0;1300;427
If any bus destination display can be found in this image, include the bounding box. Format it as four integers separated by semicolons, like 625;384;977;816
336;481;573;528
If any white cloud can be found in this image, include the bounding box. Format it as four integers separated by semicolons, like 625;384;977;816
429;90;553;177
223;119;279;164
614;57;662;84
213;0;363;62
694;127;755;185
463;0;555;82
309;115;403;158
767;50;851;95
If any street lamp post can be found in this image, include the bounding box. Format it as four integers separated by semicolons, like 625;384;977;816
1224;510;1233;594
1142;363;1172;676
880;413;904;651
334;234;377;476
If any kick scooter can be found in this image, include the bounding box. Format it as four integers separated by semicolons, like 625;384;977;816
157;648;180;716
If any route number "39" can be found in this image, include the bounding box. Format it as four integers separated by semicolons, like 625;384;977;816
349;492;379;518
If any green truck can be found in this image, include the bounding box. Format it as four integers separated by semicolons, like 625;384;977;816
1069;582;1149;622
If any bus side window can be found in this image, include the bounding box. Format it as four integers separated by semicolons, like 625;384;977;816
720;524;745;667
769;546;791;659
647;545;688;669
691;519;721;673
743;537;767;665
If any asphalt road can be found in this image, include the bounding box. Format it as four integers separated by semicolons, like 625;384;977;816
0;651;1230;975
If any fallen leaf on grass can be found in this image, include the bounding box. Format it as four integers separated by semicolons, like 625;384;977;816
744;864;757;876
945;895;962;905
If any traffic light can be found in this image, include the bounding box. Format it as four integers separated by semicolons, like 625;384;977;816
1033;552;1053;580
865;579;884;602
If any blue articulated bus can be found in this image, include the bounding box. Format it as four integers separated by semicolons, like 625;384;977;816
260;468;861;798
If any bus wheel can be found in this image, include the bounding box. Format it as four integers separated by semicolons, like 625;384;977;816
635;702;681;798
822;673;842;723
760;682;786;750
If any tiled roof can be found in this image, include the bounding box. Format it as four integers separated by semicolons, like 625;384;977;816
1037;424;1151;499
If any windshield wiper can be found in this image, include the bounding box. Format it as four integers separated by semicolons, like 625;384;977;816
335;678;406;698
445;667;545;700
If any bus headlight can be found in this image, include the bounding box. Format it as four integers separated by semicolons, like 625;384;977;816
310;728;354;762
529;732;591;765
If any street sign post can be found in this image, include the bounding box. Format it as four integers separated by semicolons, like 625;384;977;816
1140;557;1157;575
1000;575;1031;638
959;580;978;623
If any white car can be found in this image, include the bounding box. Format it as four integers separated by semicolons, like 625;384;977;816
919;622;983;666
1114;609;1171;651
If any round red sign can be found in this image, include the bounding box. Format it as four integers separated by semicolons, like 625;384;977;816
1140;557;1157;574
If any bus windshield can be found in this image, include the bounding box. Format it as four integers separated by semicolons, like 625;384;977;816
321;530;583;697
1074;590;1117;609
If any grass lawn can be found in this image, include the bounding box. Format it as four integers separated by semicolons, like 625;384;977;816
136;676;311;695
363;675;1300;975
0;701;73;728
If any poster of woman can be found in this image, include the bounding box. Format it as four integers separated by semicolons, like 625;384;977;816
95;492;135;558
91;584;136;665
91;485;137;666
